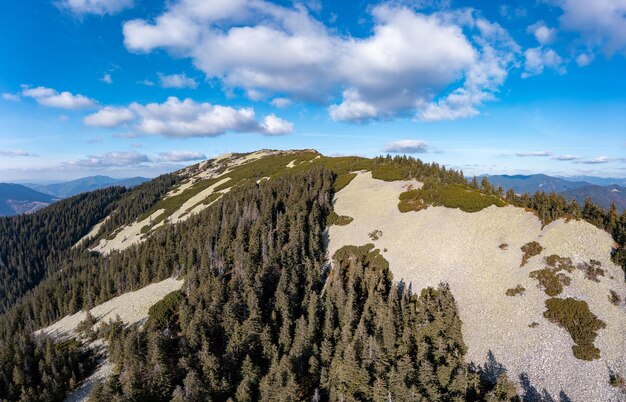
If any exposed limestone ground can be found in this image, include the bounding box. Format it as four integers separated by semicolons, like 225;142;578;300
36;278;184;402
328;171;626;402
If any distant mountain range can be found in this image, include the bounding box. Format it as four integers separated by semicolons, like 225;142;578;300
483;174;626;211
0;183;57;216
0;176;149;217
26;175;149;198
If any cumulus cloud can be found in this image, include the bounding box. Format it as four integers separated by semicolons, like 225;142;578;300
383;139;428;153
67;151;149;168
575;53;594;67
260;114;294;135
522;47;565;77
527;21;556;44
158;73;198;89
84;106;135;127
21;85;97;109
550;0;626;56
59;0;134;15
85;97;293;137
158;151;207;162
2;93;20;101
515;151;553;157
122;1;520;122
0;150;35;157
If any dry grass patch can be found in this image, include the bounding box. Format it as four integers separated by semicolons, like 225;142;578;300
520;241;543;267
499;243;508;250
609;290;622;306
543;297;606;361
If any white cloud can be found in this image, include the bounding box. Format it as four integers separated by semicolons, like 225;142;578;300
158;73;198;89
2;93;20;101
59;0;134;15
67;151;149;168
260;114;294;135
575;53;594;67
84;106;135;127
0;150;34;157
383;139;428;153
527;21;556;44
522;47;565;77
515;151;553;157
122;1;519;122
158;151;207;162
270;97;291;108
551;0;626;56
101;73;113;84
21;85;97;109
88;97;293;137
329;89;378;122
575;156;613;164
552;154;581;161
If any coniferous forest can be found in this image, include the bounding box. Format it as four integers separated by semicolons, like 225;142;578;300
0;156;624;401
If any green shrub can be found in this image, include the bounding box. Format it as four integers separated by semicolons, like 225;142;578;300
368;229;383;241
578;259;605;282
334;172;357;192
609;371;625;390
529;268;571;296
520;241;543;267
545;255;575;272
543;297;606;360
505;285;525;296
371;164;405;181
327;211;353;226
148;290;184;330
499;243;508;250
609;290;621;306
528;322;539;328
398;183;505;214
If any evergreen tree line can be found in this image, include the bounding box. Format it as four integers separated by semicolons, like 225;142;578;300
0;187;125;314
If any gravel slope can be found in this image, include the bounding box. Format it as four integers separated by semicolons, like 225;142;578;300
328;171;626;401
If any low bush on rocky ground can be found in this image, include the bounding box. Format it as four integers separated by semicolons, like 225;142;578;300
520;241;543;267
147;290;184;330
543;297;606;361
545;255;575;272
530;268;571;296
505;285;525;296
368;229;383;240
327;211;354;226
609;290;622;305
398;182;505;213
578;260;605;282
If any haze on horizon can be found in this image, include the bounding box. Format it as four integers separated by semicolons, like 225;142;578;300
0;0;625;181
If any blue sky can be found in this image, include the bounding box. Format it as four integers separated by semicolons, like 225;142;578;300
0;0;625;181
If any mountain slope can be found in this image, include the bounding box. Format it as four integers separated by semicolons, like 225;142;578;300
562;184;626;212
482;174;589;194
0;183;57;216
27;175;149;198
1;150;625;402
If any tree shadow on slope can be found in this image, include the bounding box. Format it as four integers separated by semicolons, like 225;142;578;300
519;373;573;402
473;351;573;402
